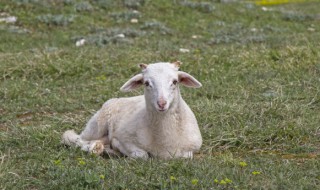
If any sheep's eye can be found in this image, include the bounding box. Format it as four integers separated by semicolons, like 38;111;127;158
144;81;150;87
172;80;178;85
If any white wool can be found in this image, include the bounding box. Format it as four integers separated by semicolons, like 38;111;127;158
62;62;202;159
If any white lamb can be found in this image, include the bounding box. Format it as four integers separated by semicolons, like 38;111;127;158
62;61;202;159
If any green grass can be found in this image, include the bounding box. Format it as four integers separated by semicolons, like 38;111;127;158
1;0;319;189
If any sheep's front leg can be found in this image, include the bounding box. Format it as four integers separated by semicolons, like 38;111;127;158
86;140;105;155
111;138;149;159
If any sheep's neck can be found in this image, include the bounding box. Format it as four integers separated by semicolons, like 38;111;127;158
146;94;182;130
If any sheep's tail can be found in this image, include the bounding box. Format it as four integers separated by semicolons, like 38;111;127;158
62;130;81;147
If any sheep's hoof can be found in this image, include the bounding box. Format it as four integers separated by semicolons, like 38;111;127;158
90;141;105;155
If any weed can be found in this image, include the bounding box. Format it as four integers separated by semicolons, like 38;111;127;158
123;0;145;9
110;10;141;22
74;1;93;12
37;14;76;26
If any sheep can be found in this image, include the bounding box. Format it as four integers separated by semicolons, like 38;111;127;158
62;61;202;159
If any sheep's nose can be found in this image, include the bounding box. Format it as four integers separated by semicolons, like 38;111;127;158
157;99;167;109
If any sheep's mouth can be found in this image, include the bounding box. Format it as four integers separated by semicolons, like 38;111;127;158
157;108;168;112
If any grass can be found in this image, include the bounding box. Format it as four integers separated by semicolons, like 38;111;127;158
1;0;320;189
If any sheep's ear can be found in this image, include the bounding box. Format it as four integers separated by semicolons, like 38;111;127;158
120;74;144;92
178;71;202;88
171;61;182;69
139;63;148;70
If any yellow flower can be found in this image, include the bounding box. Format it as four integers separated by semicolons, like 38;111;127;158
99;175;105;179
239;161;248;167
255;0;295;6
220;180;227;185
214;179;219;183
53;159;61;165
225;178;232;184
96;75;107;81
77;158;86;165
191;179;199;185
170;176;176;182
79;160;86;165
252;171;261;175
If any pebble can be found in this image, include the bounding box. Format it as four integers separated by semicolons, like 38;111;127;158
76;39;86;47
116;34;125;38
130;18;138;23
0;16;17;23
179;48;190;53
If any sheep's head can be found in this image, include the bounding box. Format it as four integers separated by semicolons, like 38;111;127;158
120;62;202;112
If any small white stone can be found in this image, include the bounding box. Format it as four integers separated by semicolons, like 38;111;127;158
307;27;315;32
76;39;86;47
0;12;9;16
179;48;190;53
116;34;125;38
251;28;257;32
0;16;17;23
192;35;199;39
130;18;138;23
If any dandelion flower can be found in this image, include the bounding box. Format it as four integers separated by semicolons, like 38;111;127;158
252;171;261;175
77;158;86;165
53;159;61;165
191;179;199;185
79;160;86;165
225;178;232;184
220;180;227;185
239;161;248;167
214;179;219;183
99;175;105;179
170;176;176;182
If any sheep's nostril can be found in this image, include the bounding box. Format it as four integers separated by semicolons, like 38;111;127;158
157;100;167;109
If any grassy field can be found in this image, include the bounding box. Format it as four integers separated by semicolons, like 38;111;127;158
1;0;319;189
